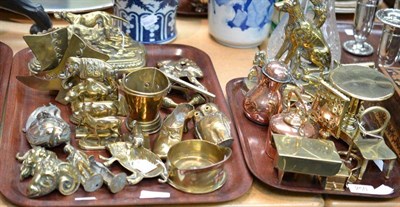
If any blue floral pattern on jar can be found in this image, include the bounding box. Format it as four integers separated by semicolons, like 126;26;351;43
115;0;178;44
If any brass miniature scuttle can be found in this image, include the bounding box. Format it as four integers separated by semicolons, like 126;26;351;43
16;147;80;197
24;104;71;147
193;103;234;147
153;103;195;159
64;143;104;192
243;60;291;125
100;139;169;185
121;67;171;134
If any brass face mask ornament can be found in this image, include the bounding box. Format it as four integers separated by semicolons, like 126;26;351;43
16;147;80;198
100;137;169;185
193;103;233;147
24;104;71;148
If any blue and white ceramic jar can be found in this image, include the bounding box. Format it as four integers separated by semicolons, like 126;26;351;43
208;0;276;48
114;0;178;44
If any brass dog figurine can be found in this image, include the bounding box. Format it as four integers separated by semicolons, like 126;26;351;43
274;0;331;78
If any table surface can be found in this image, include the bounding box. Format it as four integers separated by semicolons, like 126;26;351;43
0;7;398;207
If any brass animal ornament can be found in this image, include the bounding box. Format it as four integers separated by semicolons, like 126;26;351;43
100;138;169;185
70;96;128;124
193;103;233;147
64;78;115;103
16;147;80;197
54;11;146;71
274;0;331;78
54;11;128;31
77;111;122;149
157;58;206;90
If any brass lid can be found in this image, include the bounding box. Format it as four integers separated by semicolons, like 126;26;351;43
262;60;291;83
329;65;394;101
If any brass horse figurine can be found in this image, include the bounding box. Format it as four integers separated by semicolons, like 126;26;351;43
274;0;331;78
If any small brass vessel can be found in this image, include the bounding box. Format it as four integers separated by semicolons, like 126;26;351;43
121;67;171;134
166;140;232;194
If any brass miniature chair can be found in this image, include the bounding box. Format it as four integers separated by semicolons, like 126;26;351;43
347;106;396;180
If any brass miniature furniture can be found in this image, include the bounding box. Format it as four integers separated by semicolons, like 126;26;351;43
329;65;394;140
272;134;342;184
347;106;397;180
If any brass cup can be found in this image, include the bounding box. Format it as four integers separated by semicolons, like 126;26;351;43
166;140;232;194
121;67;171;134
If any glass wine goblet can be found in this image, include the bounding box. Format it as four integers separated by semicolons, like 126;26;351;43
343;0;380;56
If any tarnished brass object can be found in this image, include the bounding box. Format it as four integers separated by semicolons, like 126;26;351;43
23;27;68;72
324;151;362;191
16;147;80;197
329;65;394;137
272;134;342;184
70;95;128;124
244;51;267;91
76;113;122;150
193;103;233;147
54;11;146;70
309;79;350;139
157;58;215;99
274;0;331;78
243;60;290;125
100;139;169;185
347;106;396;180
162;93;207;109
88;156;127;193
24;104;71;148
64;143;104;192
166;140;232;194
153;103;195;159
157;58;205;90
64;78;116;103
122;67;171;134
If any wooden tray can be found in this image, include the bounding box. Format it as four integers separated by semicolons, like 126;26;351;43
226;78;400;198
0;42;13;122
177;0;207;17
0;44;252;206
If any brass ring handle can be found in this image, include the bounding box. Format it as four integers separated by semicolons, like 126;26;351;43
285;89;308;114
358;106;391;137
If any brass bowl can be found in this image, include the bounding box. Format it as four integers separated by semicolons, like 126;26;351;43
166;140;232;194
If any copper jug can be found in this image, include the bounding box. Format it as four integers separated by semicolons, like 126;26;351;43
243;60;290;125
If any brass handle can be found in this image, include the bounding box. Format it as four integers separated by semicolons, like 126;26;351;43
358;106;391;137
